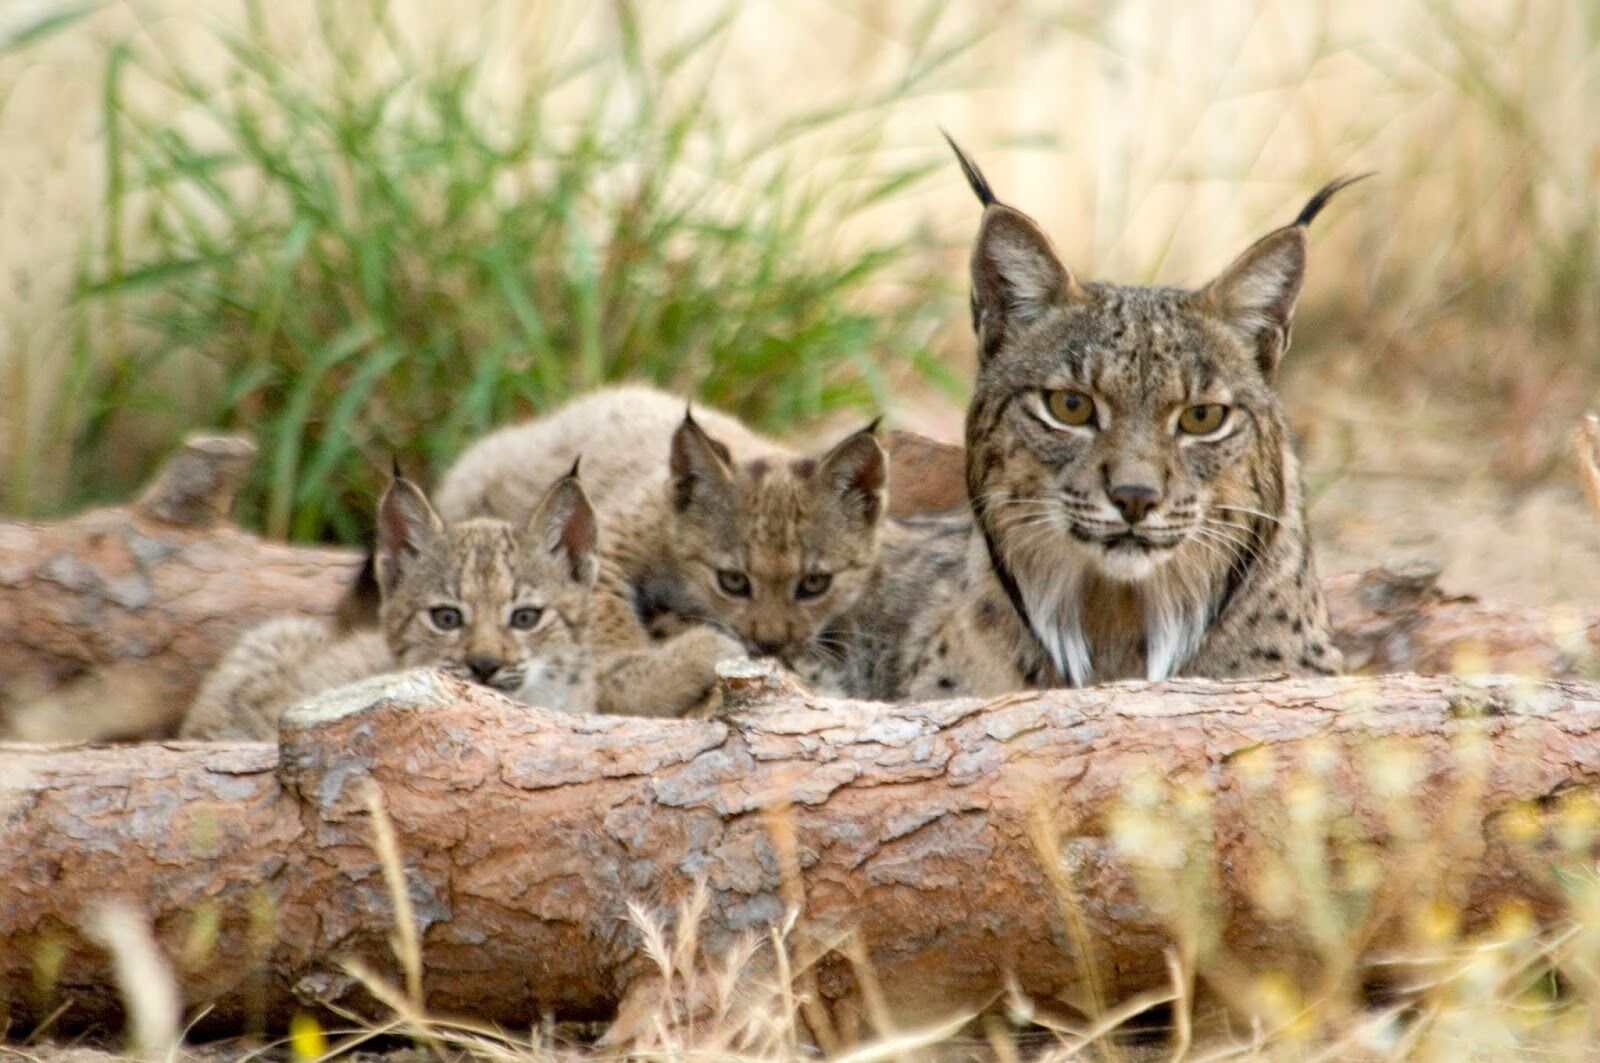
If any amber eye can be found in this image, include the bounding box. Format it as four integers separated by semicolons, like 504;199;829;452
508;606;542;630
1177;403;1229;436
716;570;751;597
795;572;832;600
1043;389;1096;428
429;605;464;631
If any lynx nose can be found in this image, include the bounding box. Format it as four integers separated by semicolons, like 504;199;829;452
466;654;503;682
753;637;787;657
1109;484;1160;524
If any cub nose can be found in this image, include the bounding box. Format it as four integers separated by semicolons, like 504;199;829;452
1108;484;1160;524
466;654;503;682
752;637;787;657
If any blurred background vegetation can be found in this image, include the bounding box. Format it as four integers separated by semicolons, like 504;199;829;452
1;0;1597;576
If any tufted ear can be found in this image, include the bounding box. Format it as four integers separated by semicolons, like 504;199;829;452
1199;226;1307;380
945;133;1081;360
1199;174;1369;380
814;419;887;527
669;409;735;514
375;472;444;594
526;464;598;585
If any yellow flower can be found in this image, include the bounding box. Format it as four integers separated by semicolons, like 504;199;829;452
289;1011;329;1061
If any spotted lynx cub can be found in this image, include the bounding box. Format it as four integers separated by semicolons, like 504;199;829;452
181;470;598;739
867;140;1353;699
437;385;888;716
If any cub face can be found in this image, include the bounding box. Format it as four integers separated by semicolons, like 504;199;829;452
375;469;598;710
664;413;887;660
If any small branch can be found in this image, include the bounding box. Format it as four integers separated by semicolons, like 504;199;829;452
135;434;257;528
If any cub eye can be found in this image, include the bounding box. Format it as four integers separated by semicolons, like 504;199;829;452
1043;389;1096;428
428;606;464;631
795;572;832;600
1177;403;1230;436
716;570;751;597
508;606;542;630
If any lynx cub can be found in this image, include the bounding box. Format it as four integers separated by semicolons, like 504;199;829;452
437;385;888;716
878;140;1354;699
181;470;598;739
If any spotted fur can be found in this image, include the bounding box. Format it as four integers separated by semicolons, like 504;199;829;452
437;386;888;716
889;142;1355;698
181;472;598;739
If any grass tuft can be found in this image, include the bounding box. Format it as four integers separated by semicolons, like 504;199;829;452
65;0;964;541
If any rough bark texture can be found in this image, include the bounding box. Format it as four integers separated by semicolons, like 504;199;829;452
2;667;1598;1037
0;437;360;741
3;434;1597;743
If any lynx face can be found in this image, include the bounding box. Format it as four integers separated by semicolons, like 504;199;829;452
375;471;598;710
951;137;1360;683
968;285;1287;587
661;415;887;661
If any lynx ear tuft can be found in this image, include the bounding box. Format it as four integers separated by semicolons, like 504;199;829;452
816;424;887;526
947;138;1081;359
970;207;1078;358
669;412;734;513
941;129;998;207
375;474;444;593
528;473;598;584
1202;174;1369;379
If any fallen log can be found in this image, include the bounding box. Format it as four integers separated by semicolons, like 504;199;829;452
0;437;359;741
3;436;1597;743
2;667;1599;1040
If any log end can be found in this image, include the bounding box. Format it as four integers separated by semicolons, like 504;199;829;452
136;434;258;527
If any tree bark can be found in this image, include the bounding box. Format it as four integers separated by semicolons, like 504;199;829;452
3;435;1596;743
0;437;360;741
2;667;1598;1038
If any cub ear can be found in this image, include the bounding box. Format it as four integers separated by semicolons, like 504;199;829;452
669;409;735;514
375;471;444;594
1199;174;1369;379
815;419;887;526
527;465;598;585
944;134;1080;359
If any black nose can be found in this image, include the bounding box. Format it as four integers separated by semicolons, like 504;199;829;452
466;655;502;682
1109;484;1160;524
753;638;787;656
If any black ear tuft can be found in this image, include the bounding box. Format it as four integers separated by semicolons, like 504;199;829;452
528;474;598;584
1293;173;1372;228
816;426;888;526
941;129;998;207
669;413;735;513
375;476;444;593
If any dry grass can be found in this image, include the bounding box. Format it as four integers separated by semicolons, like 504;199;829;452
30;717;1600;1062
1;0;1596;525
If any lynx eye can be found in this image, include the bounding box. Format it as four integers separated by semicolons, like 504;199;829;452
716;569;752;597
508;606;542;630
428;605;464;631
1178;403;1230;436
795;572;832;600
1042;389;1095;428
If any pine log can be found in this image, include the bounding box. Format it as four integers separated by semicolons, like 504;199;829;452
2;668;1598;1038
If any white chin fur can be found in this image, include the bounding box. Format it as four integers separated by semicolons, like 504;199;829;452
1013;533;1203;686
511;661;578;712
1090;544;1172;583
